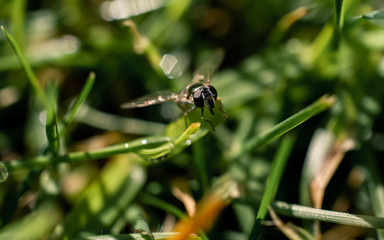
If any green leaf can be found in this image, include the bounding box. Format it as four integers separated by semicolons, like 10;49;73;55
248;135;295;240
139;193;185;219
61;155;146;238
125;205;154;240
11;0;26;49
229;95;336;160
363;9;384;26
349;9;384;27
333;0;345;48
1;26;48;108
60;72;95;136
365;151;384;238
46;83;60;155
0;200;63;239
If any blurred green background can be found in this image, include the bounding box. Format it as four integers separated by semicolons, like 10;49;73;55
1;0;384;239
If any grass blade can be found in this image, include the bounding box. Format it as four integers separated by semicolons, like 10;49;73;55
140;193;186;218
362;9;384;27
272;201;384;229
60;71;95;136
365;150;384;238
11;0;26;48
125;205;154;239
192;139;209;192
333;0;344;48
248;135;295;240
46;83;60;155
1;26;48;108
0;199;63;239
61;155;146;238
350;9;384;27
230;95;335;159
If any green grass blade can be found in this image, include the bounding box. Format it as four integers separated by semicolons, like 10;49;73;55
1;26;48;108
365;150;384;238
123;20;162;76
140;194;209;240
61;155;146;238
367;176;384;238
60;71;95;136
140;193;185;218
125;205;154;239
248;135;295;240
192;139;209;192
362;9;384;20
271;201;384;229
46;83;60;155
333;0;344;48
230;95;335;160
0;162;9;183
11;0;26;49
0;199;63;239
146;0;193;45
350;9;384;27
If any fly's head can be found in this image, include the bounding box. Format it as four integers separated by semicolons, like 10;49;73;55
193;85;217;115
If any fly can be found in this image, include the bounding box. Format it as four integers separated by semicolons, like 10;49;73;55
121;49;228;130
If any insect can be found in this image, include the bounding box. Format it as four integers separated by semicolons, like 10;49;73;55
121;49;227;130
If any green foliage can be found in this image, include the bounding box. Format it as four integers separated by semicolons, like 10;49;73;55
1;0;384;239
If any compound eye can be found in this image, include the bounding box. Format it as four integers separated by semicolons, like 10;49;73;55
193;90;204;108
208;85;217;99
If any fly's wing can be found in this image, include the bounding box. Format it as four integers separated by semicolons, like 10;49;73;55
191;49;224;85
121;90;184;109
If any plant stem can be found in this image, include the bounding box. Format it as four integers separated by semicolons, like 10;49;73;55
4;137;171;172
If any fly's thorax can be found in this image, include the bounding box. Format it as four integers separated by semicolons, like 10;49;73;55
193;87;205;108
192;85;218;116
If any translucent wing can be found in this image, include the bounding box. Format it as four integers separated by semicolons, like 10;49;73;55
121;90;186;109
121;50;224;110
191;49;224;85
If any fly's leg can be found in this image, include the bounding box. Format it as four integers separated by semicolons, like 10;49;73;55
201;108;215;131
184;106;196;129
184;106;216;131
217;97;228;118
